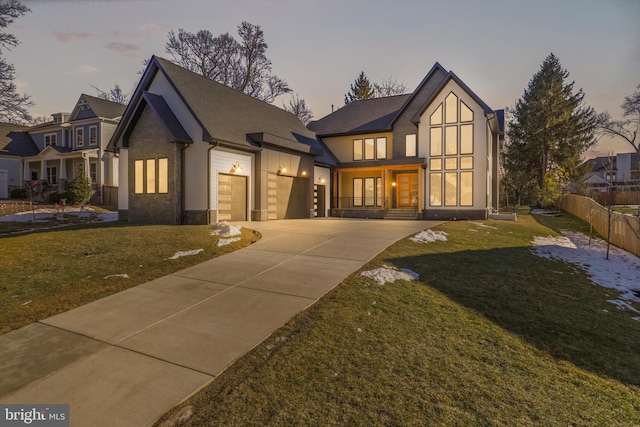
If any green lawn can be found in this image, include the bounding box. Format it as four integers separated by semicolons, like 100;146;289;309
0;221;259;335
157;211;640;426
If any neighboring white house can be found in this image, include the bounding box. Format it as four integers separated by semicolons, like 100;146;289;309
0;94;125;202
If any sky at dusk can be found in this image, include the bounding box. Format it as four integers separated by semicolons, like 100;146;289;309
6;0;640;157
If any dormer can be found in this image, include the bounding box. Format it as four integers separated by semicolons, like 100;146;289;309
52;113;71;124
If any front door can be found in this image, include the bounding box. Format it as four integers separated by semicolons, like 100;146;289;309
397;173;418;207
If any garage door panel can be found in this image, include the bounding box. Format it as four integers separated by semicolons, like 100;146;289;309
276;176;308;219
218;173;247;221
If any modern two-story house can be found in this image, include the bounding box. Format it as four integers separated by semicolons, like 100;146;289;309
308;63;503;220
107;58;502;224
0;94;126;202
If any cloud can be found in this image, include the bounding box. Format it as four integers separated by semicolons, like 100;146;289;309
137;22;171;35
51;31;93;43
104;42;140;58
104;42;140;53
61;65;99;76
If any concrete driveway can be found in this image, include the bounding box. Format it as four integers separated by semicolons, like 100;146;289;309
0;218;439;426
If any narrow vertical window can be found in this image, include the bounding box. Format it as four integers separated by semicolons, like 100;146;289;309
146;159;156;194
134;160;144;194
444;172;457;206
460;124;473;154
429;173;442;206
376;137;387;159
158;158;168;193
364;177;375;206
406;134;417;157
445;93;458;123
460;171;473;206
89;126;98;145
364;138;375;160
353;178;363;207
353;139;363;161
430;128;441;156
376;177;382;207
445;126;457;155
76;128;84;147
430;104;443;125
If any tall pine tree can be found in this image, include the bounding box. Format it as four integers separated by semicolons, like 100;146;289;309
344;71;375;104
505;53;596;206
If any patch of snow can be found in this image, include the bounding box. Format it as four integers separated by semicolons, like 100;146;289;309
531;231;640;303
210;221;242;237
0;207;117;224
0;211;54;222
360;265;420;285
632;317;640;322
530;208;563;216
469;221;497;229
608;299;640;314
410;230;448;243
104;274;129;279
167;249;204;259
216;237;241;247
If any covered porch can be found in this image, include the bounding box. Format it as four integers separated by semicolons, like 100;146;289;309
331;163;426;219
22;148;98;192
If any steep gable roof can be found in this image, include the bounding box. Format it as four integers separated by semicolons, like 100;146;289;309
307;95;410;137
308;62;497;138
111;56;318;155
70;94;126;121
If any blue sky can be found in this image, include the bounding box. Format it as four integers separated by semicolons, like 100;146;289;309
6;0;640;156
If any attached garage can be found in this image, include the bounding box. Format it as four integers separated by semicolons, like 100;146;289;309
217;173;247;221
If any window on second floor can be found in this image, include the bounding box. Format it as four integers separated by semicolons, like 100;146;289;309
44;133;57;146
406;134;417;157
353;137;387;161
76;128;84;147
89;126;98;146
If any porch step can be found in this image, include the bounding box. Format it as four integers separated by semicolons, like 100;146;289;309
384;208;418;220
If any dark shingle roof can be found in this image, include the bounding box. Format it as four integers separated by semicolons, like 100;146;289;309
0;122;30;150
0;131;39;157
79;94;127;119
153;57;316;149
307;95;410;137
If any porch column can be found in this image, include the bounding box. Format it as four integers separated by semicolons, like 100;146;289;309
23;161;31;181
59;158;67;180
83;156;90;178
40;160;47;183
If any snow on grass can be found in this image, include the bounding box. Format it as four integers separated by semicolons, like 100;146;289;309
167;249;204;260
531;230;640;305
469;221;497;229
104;274;129;279
217;237;241;247
360;265;420;285
409;230;448;243
210;221;242;237
0;208;117;223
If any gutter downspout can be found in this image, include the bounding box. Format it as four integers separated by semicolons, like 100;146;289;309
207;140;219;224
180;142;189;225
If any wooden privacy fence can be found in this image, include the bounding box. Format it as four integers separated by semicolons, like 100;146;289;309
558;194;640;258
102;185;118;208
592;191;640;206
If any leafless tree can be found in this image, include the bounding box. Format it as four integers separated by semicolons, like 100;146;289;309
165;22;290;103
0;0;32;124
373;76;407;97
282;93;313;125
91;83;129;104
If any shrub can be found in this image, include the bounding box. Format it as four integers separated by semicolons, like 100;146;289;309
67;166;94;205
10;188;28;199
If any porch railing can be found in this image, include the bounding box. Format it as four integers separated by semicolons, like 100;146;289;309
334;197;389;209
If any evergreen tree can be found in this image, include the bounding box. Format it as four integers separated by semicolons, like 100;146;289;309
505;53;596;207
67;165;94;205
344;71;375;104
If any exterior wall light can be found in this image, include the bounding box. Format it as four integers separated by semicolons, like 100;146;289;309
232;162;242;173
302;171;307;176
278;166;286;174
392;182;397;187
319;177;325;183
